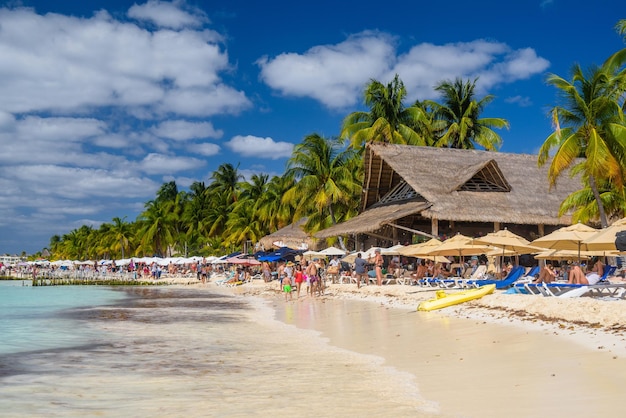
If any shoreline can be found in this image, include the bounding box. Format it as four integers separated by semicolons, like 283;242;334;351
231;279;626;357
226;279;626;417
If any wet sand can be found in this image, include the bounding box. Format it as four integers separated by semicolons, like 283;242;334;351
230;280;626;417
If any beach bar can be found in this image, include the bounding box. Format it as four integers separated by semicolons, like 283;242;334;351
315;143;583;249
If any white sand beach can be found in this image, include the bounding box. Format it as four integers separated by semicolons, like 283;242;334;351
217;278;626;417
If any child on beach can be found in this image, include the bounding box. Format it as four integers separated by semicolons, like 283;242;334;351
283;274;293;301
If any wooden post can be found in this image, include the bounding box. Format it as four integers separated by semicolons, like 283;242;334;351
538;224;545;237
431;217;439;237
494;222;501;231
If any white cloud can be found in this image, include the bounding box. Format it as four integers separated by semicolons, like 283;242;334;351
139;153;206;175
505;95;533;107
193;142;221;156
152;120;223;140
259;33;550;107
160;86;251;116
258;31;396;109
128;0;207;29
0;6;247;116
226;135;294;159
1;164;158;200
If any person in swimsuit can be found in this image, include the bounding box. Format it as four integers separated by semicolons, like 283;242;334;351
294;264;304;298
283;274;293;301
373;248;383;286
306;260;318;297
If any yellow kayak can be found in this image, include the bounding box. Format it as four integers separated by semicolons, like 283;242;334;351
417;284;495;311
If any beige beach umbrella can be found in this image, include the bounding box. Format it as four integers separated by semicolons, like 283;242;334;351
399;238;443;257
473;229;542;255
530;223;599;260
419;255;453;264
581;217;626;252
426;234;491;258
534;249;598;261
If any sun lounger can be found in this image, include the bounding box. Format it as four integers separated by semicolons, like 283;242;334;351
515;266;626;297
466;265;527;290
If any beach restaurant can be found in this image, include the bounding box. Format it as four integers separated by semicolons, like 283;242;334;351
315;143;584;249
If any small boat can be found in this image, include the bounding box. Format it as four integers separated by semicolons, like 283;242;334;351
417;284;495;311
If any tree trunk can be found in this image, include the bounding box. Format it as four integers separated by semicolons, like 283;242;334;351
589;174;608;228
328;205;347;252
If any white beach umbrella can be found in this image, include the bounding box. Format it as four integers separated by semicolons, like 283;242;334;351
318;246;346;256
381;244;405;255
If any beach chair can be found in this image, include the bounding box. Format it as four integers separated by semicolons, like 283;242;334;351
214;271;235;286
518;266;625;297
465;265;526;290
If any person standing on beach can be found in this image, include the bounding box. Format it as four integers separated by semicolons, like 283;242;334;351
294;263;305;298
261;261;271;282
306;260;318;297
282;273;293;301
354;253;368;288
373;248;383;286
277;262;286;285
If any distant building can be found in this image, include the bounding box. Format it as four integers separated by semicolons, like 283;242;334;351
0;255;23;266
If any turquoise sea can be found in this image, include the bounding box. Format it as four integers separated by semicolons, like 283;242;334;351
0;281;438;417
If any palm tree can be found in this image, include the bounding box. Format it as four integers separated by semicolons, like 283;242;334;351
204;191;233;238
255;174;296;232
109;216;132;259
208;163;243;204
137;199;178;256
558;176;626;224
180;181;210;254
426;78;508;150
284;134;362;250
224;200;265;253
341;74;428;149
538;64;626;227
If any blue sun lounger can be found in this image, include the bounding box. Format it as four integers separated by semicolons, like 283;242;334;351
467;265;527;290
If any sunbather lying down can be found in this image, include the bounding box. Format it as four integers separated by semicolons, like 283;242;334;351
568;265;601;285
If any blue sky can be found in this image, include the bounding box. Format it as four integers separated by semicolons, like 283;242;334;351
0;0;624;255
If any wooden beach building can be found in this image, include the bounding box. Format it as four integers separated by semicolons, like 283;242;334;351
315;143;583;249
257;218;321;251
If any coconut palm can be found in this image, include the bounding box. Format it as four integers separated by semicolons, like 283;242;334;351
255;174;296;232
341;74;428;149
558;176;626;224
208;163;243;204
107;216;132;259
426;78;508;150
284;134;361;249
224;199;265;253
538;63;626;227
137;199;178;257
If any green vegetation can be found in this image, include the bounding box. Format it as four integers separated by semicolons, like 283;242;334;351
539;19;626;227
43;19;626;260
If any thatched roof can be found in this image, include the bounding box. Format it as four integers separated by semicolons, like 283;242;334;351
258;218;318;250
315;201;430;238
316;144;583;239
363;143;581;225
